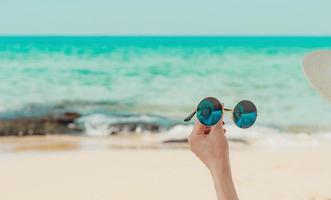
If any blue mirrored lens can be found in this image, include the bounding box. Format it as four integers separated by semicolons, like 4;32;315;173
197;97;222;126
233;100;257;129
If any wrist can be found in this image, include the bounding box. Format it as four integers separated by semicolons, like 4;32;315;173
207;156;230;175
208;160;238;200
209;162;231;179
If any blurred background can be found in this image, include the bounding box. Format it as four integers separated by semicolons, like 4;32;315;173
0;0;331;200
1;37;331;136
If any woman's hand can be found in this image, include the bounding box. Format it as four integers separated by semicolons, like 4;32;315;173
188;106;238;200
188;112;229;172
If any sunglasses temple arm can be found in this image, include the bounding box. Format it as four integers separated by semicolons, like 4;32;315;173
184;110;196;122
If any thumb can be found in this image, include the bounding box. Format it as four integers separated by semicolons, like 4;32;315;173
211;103;224;132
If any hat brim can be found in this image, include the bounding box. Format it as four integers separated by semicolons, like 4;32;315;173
303;50;331;102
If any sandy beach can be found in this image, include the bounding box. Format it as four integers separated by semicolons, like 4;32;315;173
0;136;330;200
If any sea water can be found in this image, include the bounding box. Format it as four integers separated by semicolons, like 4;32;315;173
0;36;331;136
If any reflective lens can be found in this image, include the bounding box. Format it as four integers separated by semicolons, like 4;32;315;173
233;100;257;128
197;97;222;126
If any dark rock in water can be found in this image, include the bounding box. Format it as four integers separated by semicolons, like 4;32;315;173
0;111;163;136
103;122;161;135
162;138;249;145
0;112;82;136
229;138;249;144
42;112;81;125
163;138;188;143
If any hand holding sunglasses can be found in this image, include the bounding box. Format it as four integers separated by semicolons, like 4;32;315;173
184;97;257;128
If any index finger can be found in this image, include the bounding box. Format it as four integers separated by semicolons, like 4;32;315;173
192;120;208;135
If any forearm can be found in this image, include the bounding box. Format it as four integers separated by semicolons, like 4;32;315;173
209;161;238;200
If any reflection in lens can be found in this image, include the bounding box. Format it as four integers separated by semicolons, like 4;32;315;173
233;100;257;129
197;97;222;126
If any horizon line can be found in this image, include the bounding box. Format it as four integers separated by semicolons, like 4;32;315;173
0;34;331;37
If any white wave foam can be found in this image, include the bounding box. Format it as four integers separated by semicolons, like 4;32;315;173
162;124;277;140
78;114;112;136
77;112;331;148
0;105;6;112
162;124;193;140
163;124;331;148
77;113;170;136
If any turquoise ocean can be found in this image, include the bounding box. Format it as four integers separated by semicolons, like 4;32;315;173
1;36;331;136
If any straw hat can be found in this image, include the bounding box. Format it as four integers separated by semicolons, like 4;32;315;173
303;50;331;102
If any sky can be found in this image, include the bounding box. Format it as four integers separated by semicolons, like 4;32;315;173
0;0;330;35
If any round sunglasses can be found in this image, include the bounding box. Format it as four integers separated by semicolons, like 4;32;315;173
184;97;257;128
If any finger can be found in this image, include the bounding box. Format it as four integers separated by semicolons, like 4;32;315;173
211;104;225;132
223;128;227;134
192;120;208;135
203;127;211;134
221;103;225;121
